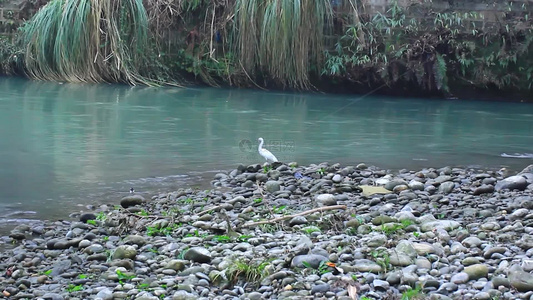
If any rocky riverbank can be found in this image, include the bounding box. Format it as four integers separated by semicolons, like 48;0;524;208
1;162;533;300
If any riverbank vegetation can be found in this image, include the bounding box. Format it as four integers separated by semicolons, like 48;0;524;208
0;0;531;99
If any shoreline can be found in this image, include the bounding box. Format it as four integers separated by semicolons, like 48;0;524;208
1;162;533;299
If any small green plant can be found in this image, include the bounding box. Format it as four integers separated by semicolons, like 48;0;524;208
316;167;326;176
137;209;149;216
148;248;159;254
213;235;231;243
301;260;332;275
103;236;109;241
301;227;321;235
401;219;414;227
413;232;421;238
370;249;391;273
146;223;180;236
137;283;151;291
258;223;279;233
184;229;208;239
96;212;107;221
355;215;365;224
177;248;188;259
222;258;271;284
238;235;252;242
253;198;263;204
43;269;52;276
346;227;358;236
66;284;84;292
379;223;404;236
104;249;112;262
272;205;287;214
263;165;272;173
116;269;135;284
78;274;88;279
87;220;97;226
401;284;424;300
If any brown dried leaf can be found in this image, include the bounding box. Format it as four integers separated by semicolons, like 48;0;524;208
347;284;358;300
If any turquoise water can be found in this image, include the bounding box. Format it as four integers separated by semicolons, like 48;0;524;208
0;77;532;224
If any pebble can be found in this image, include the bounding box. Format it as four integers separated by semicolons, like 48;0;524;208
0;162;532;299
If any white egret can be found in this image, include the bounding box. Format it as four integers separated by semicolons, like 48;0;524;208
258;137;278;163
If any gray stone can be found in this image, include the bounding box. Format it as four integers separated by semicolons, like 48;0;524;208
373;279;390;290
420;220;460;232
247;292;263;300
451;272;469;284
183;247;212;263
434;175;452;183
462;257;481;266
79;213;97;223
50;260;72;277
289;216;308;226
113;245;137;260
508;264;533;292
172;290;197;300
367;234;387;247
395;240;418;258
389;250;414;266
495;175;528;191
41;293;64;300
332;174;342;183
519;164;533;175
371;215;397;225
265;181;281;193
95;288;114;300
462;236;483;248
352;259;382;273
464;264;488;280
509;208;529;221
408;180;425;191
483;247;507;259
311;284;330;294
315;194;337;206
386;271;402;285
480;222;500;231
412;243;437;255
165;260;186;271
438;282;458;294
473;185;495;195
473;292;491;300
291;254;328;269
384;179;408;191
492;277;511;288
438;182;455;194
120;195;145;208
123;235;147;246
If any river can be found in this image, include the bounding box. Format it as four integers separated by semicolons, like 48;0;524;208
0;77;531;227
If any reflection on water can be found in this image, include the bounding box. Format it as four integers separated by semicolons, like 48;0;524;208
0;77;532;223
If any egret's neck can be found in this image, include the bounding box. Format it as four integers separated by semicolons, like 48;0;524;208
258;139;264;151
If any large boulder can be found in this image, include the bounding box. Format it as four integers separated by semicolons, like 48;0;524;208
120;195;145;208
495;175;528;191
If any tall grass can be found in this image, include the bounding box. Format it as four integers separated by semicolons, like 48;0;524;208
233;0;333;89
19;0;158;85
